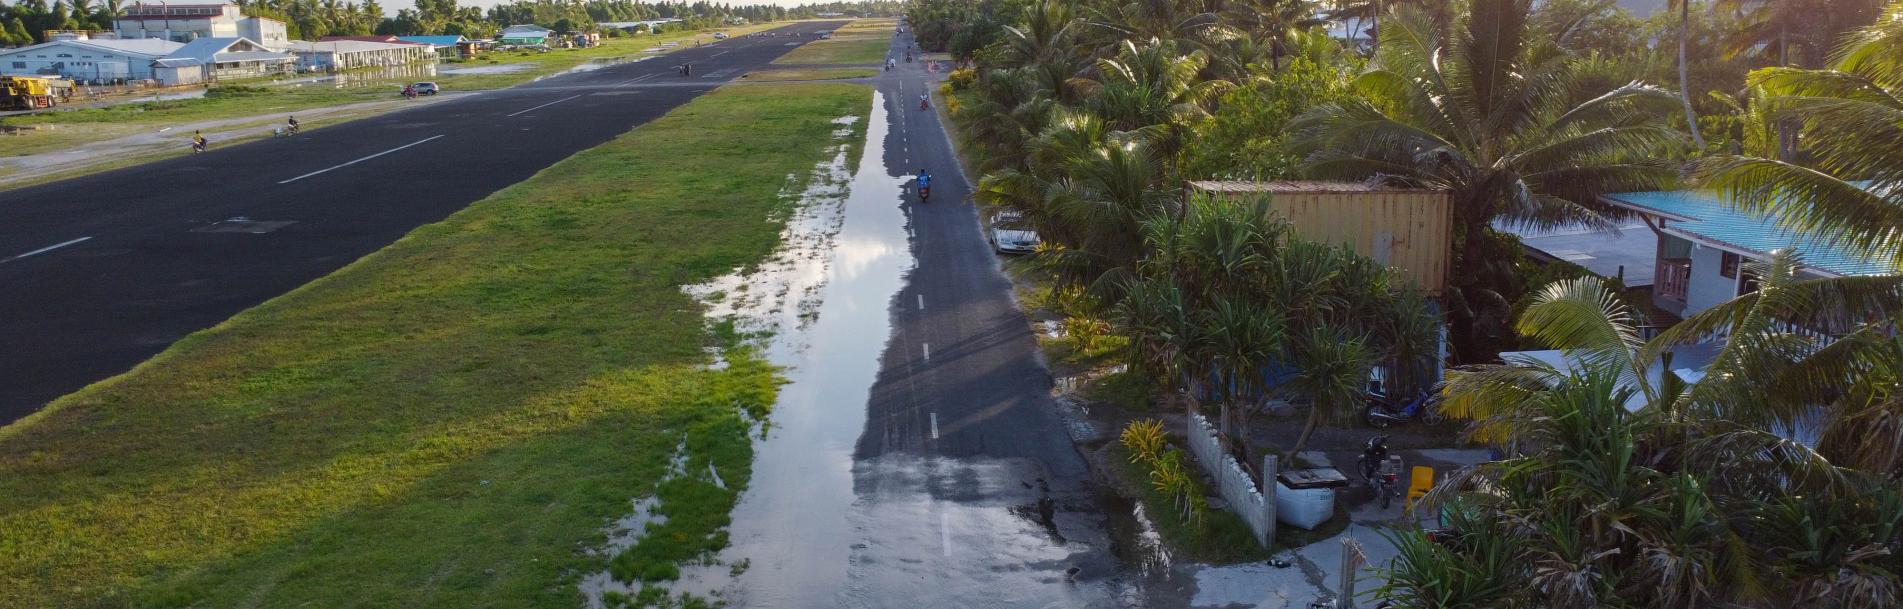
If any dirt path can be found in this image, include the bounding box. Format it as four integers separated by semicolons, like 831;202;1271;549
0;92;473;187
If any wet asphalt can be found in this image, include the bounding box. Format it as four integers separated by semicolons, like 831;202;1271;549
677;31;1139;608
0;21;846;424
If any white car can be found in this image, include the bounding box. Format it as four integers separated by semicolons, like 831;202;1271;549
987;209;1041;255
713;32;728;40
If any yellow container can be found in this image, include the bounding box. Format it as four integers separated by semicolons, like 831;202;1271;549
1191;180;1452;295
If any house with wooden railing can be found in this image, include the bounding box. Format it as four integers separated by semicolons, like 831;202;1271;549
1599;188;1899;320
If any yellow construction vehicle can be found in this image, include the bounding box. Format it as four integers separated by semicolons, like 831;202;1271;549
1;76;58;111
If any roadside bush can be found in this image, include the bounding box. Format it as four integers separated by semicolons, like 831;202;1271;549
1120;419;1207;525
945;67;975;91
205;84;271;98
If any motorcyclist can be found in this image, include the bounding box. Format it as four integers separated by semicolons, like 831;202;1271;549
916;169;931;196
191;130;207;152
918;94;929;110
402;84;416;98
286;116;299;134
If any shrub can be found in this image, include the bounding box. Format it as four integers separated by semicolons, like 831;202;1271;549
946;67;975;90
206;84;271;98
1120;418;1165;463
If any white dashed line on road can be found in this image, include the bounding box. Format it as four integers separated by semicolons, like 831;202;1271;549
278;135;445;184
917;294;925;310
616;73;657;87
922;342;930;361
4;236;91;263
930;412;939;440
506;94;581;117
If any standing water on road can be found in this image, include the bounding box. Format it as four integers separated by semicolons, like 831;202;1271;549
658;90;1139;607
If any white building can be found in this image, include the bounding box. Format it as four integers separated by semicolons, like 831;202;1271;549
279;40;438;71
0;37;183;82
152;37;294;84
113;1;289;47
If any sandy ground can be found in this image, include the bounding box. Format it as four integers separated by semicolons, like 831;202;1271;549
0;92;473;188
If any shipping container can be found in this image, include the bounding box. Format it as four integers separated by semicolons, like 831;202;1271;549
1190;181;1452;295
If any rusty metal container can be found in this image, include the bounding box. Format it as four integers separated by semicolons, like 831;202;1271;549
1190;180;1452;295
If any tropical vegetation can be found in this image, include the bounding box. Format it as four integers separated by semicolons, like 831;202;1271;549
927;0;1903;600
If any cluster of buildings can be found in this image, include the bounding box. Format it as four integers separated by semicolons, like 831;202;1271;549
0;1;503;86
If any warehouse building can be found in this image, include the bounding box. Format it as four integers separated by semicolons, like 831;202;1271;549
0;37;183;82
280;39;438;71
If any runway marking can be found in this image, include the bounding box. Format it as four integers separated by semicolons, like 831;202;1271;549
922;342;930;361
506;94;581;117
930;412;939;440
941;512;951;556
4;236;91;262
615;73;656;87
278;135;445;184
917;294;925;310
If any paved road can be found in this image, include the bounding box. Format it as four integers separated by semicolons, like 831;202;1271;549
841;32;1132;606
0;21;845;424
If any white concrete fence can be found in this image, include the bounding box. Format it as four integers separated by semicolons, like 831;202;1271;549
1184;410;1277;548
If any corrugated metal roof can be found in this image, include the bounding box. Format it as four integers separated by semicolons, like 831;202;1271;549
280;40;428;53
397;35;465;47
1189;180;1441;194
1601;189;1899;277
0;38;183;59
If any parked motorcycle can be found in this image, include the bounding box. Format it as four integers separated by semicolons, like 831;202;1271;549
1356;434;1402;508
1365;389;1442;428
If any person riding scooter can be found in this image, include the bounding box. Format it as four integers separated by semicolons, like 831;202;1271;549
191;130;207;153
402;84;416;99
918;94;929;110
286;116;300;135
916;169;931;201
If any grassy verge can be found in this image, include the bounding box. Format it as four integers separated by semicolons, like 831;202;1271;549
774;18;896;64
0;81;871;609
1107;443;1273;564
741;67;879;81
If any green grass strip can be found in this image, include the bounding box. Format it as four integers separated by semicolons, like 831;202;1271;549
774;18;896;65
0;81;871;609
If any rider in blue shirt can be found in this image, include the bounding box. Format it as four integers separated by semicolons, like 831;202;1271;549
917;169;931;190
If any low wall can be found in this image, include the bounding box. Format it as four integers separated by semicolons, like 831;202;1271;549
1184;411;1273;547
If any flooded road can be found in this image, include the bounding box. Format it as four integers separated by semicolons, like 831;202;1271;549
660;64;1139;606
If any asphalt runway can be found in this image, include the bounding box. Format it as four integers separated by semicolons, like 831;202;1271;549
0;21;847;424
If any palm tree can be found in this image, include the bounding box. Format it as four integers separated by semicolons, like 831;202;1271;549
1079;38;1234;158
1402;269;1903;607
1284;325;1372;459
1219;0;1321;71
1699;2;1903;267
1290;0;1683;362
1673;0;1708;148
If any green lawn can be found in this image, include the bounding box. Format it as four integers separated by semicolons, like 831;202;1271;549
774;18;897;65
0;81;871;609
741;67;879;81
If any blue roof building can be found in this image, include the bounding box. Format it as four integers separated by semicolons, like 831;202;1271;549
1599;188;1899;319
396;35;466;48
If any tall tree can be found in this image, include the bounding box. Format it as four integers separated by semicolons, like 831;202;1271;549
1290;0;1683;362
1699;1;1903;267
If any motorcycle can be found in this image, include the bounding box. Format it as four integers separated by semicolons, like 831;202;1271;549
402;87;417;100
1364;389;1443;428
1356;434;1402;509
919;97;930;110
191;139;206;153
918;184;931;202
